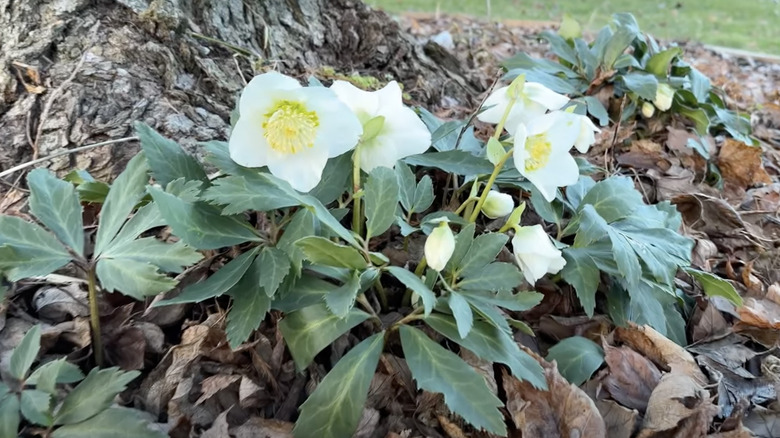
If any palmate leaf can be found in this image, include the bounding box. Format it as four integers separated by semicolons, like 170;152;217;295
96;259;178;300
546;336;604;386
52;407;166;438
200;174;299;215
226;256;271;347
0;217;72;281
100;238;202;273
364;167;400;239
27;358;84;395
400;326;506;435
386;266;436;316
294;333;385;438
20;389;51;426
9;325;41;381
53;368;139;425
295;236;367;270
404;150;493;176
135;122;208;187
27;169;84;256
0;394;20;438
279;303;370;371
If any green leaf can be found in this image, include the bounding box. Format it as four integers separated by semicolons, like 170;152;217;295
147;184;260;250
294;333;385;438
546;336;604;386
156;247;259;305
540;30;577;65
20;389;51;426
54;368;139;425
677;105;710;136
52;407;166;438
558;13;582;39
295;236;367;270
459;289;543;312
457;262;523;292
201;174;299;215
324;270;361;318
27;169;84;255
279;303;370;371
27;359;84;394
448;292;473;338
395;161;417;212
309;153;352;205
94;153;149;256
0;217;72;281
76;181;110;204
0;394;20;438
399;326;506;435
277;208;316;274
101;238;202;273
578;176;643;222
386;266;437;316
257;247;290;297
108;203;165;248
457;233;508;277
486;137;505;166
404;151;493;176
425;313;545;389
621;72;658;101
444;223;475;274
411;175;434;214
96;259;177;299
646;47;681;77
601;16;639;68
9;325;41;381
688;68;712;102
561;248;601;316
685;268;743;306
364;167;400;239
584;96;609;126
577;205;642;289
273;274;336;313
135;122;208;187
226;256;271;347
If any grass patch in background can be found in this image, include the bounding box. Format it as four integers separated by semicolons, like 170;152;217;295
369;0;780;54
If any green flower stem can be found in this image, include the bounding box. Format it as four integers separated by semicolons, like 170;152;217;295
467;148;514;223
87;267;104;367
352;145;364;237
374;278;388;311
454;197;479;215
391;306;425;331
402;257;429;306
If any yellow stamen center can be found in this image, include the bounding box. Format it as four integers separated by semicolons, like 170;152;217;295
524;133;552;172
262;100;319;154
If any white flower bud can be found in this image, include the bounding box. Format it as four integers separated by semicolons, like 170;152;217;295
641;101;656;118
511;225;566;284
653;83;675;112
425;221;455;272
481;191;514;219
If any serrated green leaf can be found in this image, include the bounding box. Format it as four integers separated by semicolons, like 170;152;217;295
578;176;643;223
621;72;658;101
584;96;609;126
395;161;417;212
277;209;316;275
0;217;71;281
257;247;290;297
503;67;580;95
76;181;110;203
201;174;299;215
540;30;577;65
27;169;84;256
52;407;166;438
54;368;139;425
364;167;400;239
295;236;367;269
147;184;260;250
577;206;642;290
457;262;523;292
400;326;506;435
626;281;669;335
101;238;202;273
444;223;475;275
324;270;361;318
386;266;436;316
404;151;493;176
279;303;370;371
20;389;51;426
294;333;385;438
0;394;20;438
459;289;543;312
27;359;84;394
108;203;165;249
156;247;259;305
561;248;601;316
546;336;604;386
411;175;434;214
309;153;352;205
94;153;150;256
425;313;546;388
226;256;270;347
272;274;335;313
457;233;508;277
646;47;681;77
135;122;208;187
9;325;41;381
685;268;743;306
448;293;473;338
96;259;177;299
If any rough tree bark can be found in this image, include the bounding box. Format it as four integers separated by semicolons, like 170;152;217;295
0;0;478;184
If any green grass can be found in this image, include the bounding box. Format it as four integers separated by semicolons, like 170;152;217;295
369;0;780;54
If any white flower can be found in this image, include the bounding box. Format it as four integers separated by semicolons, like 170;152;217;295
330;80;431;172
229;72;363;193
425;221;455;272
477;82;569;134
481;191;514;219
653;83;675;112
641;101;656;118
512;111;580;202
511;225;566;284
558;112;600;154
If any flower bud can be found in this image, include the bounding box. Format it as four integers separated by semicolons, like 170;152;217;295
481;191;514;219
641;101;656;118
653;83;675;112
425;221;455;272
511;225;566;284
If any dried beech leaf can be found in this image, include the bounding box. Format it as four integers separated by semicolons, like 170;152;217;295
602;344;662;412
637;373;718;438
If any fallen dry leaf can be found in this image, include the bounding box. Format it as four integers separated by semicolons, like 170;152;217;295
718;138;772;189
596;399;638;438
601;344;662;412
736;297;780;329
503;347;606;437
232;417;294;438
637;372;718;438
201;410;230;438
691;302;731;342
742;402;780;438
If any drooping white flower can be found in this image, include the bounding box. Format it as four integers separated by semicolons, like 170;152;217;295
425;220;455;272
481;191;514;219
511;225;566;284
558;111;601;153
229;72;363;193
641;101;656;118
653;83;675;112
330;80;431;172
512;111;580;202
477;82;570;134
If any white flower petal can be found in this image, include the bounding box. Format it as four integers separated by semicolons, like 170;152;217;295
477;86;512;124
266;145;329;193
360;135;401;172
379;106;431;159
574;115;600;153
512;123;530;172
239;72;301;116
511;226;565;284
228;117;271;168
304;87;363;158
523;82;570;110
481;191;514;219
330;80;380;120
524;150;579;202
375;81;404;108
538;112;579;153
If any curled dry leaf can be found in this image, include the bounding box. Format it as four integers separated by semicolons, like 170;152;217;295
596;399;638;438
717;138;772;189
233;417;294;438
601;343;662;412
736;297;780;329
615;324;708;387
637;372;718;438
503;347;606;437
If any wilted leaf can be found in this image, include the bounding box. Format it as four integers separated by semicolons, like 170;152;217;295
717;138;771;189
602;344;661;412
546;336;604;386
637;373;717;438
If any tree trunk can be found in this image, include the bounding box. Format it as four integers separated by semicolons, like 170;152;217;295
0;0;477;184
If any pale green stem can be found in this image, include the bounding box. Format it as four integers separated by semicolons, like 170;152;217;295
352;145;364;237
467;148;514;223
454;197;479;215
87;267;104;367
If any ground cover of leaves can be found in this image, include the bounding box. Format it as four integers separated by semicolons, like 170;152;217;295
3;11;780;438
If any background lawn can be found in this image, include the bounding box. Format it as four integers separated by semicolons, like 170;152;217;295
369;0;780;54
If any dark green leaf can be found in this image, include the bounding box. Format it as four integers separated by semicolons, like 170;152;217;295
386;266;437;316
109;203;165;248
76;181;110;204
540;30;577;65
135;122;208;187
200;174;299;215
621;72;658;101
364;167;400;239
101;238;202;273
294;333;385;438
578;176;643;222
688;68;712;102
404;151;493;176
295;236;367;270
257;247;290;297
324;270;361;318
20;389;51;426
601;15;639;68
459;289;543;312
0;394;20;438
503;68;580;94
685;268;743;306
27;359;84;394
400;326;506;435
447;292;473;338
272;274;336;313
54;368;139;425
9;325;41;381
279;303;370;371
0;217;71;281
457;233;508;277
395;161;417;212
546;336;604;386
561;248;601;316
52;407;166;438
646;48;682;77
457;262;523;292
309;153;352;205
226;257;271;347
444;223;475;275
411;175;434;214
96;259;177;299
677;105;710;136
27;169;84;255
277;208;316;274
584;96;609;126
